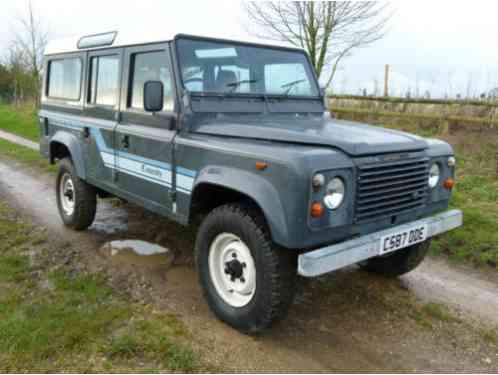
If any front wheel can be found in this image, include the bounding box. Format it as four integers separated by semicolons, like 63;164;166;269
56;158;97;231
359;240;431;277
195;203;296;333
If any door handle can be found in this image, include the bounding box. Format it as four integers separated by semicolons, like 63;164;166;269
121;135;130;149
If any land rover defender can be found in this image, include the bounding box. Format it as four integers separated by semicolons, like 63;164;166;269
39;31;462;332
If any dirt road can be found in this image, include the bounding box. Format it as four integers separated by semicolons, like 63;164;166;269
0;157;497;372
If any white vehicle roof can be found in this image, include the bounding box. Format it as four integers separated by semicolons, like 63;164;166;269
44;30;302;56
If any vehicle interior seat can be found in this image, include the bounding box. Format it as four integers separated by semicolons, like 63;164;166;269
215;70;237;92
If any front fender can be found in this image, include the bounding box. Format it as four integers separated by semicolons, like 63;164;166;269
50;131;86;179
194;166;289;246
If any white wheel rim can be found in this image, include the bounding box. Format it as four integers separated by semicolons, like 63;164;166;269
208;233;256;308
60;173;75;216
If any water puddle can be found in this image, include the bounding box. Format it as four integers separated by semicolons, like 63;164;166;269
101;240;174;269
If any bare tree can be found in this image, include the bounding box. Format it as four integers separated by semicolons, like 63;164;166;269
244;1;391;89
11;0;49;105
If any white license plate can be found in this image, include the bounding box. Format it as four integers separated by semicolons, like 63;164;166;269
380;224;428;254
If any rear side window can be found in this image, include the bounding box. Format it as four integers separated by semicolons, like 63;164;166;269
129;51;174;111
88;55;120;106
47;58;82;100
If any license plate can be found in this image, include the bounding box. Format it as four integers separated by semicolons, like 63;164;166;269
380;224;428;254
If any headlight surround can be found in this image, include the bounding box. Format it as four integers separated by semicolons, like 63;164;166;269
428;163;441;189
323;177;345;210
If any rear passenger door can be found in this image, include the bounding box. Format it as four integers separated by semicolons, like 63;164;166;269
115;43;177;215
83;48;123;188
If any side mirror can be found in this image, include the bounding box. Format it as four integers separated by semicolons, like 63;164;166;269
144;81;164;113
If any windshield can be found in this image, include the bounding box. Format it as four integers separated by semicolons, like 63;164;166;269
176;37;319;97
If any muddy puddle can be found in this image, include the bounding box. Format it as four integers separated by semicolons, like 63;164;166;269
100;239;174;269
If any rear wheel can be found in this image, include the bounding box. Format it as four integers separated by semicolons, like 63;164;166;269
56;158;97;231
195;203;296;333
359;240;431;277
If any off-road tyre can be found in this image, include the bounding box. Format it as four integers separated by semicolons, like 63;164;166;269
56;157;97;231
359;240;431;277
195;203;297;333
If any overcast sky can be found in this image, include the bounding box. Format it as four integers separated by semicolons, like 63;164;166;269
2;0;498;98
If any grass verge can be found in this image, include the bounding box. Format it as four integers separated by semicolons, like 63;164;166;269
0;104;39;141
0;202;203;372
0;138;55;174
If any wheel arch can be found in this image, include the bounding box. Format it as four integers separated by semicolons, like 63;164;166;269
190;167;289;246
49;131;86;179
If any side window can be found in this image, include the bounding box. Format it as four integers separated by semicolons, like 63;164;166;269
88;55;120;106
47;58;82;100
129;51;173;111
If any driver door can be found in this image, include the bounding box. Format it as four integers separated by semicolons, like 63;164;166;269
115;43;177;215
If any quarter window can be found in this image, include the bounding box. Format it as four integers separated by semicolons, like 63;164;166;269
129;51;174;111
88;55;120;106
47;58;82;100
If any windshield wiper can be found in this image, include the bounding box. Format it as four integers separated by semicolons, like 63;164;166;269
226;79;258;93
281;79;306;95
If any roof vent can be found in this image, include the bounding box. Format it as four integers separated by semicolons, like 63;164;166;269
77;31;117;49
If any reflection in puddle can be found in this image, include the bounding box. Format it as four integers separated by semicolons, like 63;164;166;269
101;240;173;269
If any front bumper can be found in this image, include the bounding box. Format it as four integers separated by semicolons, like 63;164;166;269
298;209;463;277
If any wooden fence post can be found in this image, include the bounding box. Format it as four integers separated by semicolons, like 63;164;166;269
384;64;390;97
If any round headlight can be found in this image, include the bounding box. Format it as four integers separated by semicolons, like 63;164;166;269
448;156;456;167
323;178;345;210
428;163;441;189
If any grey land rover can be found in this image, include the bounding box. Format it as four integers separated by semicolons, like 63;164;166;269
39;31;462;332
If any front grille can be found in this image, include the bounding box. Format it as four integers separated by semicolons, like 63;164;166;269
355;156;429;223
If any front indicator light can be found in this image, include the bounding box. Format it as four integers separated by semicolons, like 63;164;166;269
443;178;455;189
310;202;325;218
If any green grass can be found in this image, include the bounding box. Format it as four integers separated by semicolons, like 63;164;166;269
0;138;55;173
0;104;39;141
0;202;202;373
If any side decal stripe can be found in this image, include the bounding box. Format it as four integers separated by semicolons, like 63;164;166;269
46;113;197;193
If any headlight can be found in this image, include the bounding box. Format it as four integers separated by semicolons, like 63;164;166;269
323;178;345;210
428;163;440;189
448;156;456;167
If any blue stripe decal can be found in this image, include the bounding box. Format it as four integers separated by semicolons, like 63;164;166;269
48;115;197;194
